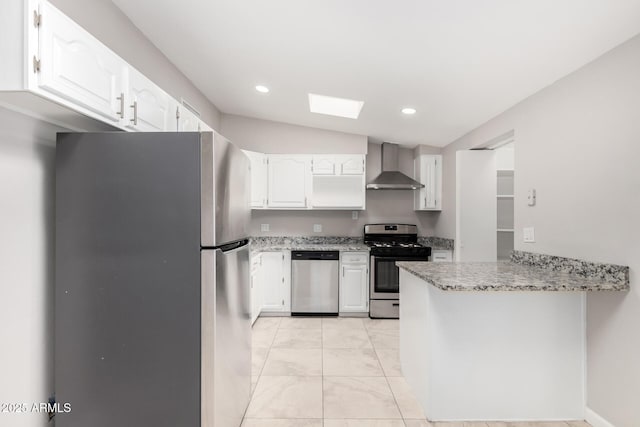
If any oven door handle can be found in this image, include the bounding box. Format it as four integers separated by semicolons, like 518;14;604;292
369;255;376;299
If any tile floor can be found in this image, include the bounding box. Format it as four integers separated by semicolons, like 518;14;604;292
243;316;591;427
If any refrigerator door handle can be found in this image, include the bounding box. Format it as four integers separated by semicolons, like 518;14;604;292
218;239;250;253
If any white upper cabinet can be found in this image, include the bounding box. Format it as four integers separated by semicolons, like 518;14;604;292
414;154;443;211
243;150;268;208
312;155;365;175
36;1;127;124
311;175;365;209
310;155;366;210
124;68;172;132
338;155;365;175
267;155;311;208
243;153;366;210
0;1;216;132
311;156;336;175
176;105;201;131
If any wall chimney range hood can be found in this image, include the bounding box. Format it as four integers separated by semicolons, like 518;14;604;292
366;143;424;190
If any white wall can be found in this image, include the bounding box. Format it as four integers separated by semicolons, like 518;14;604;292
247;140;440;236
436;34;640;427
49;0;221;129
220;114;369;154
0;107;59;427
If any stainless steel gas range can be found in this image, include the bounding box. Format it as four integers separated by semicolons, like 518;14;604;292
365;224;431;319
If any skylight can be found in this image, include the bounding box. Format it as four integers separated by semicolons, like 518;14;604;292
308;93;364;119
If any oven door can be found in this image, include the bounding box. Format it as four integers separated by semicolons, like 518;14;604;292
370;255;423;299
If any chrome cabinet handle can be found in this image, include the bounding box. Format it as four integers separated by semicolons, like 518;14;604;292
116;93;125;118
129;101;138;125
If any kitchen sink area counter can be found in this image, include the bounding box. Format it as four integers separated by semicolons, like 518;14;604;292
250;236;370;253
397;251;630;423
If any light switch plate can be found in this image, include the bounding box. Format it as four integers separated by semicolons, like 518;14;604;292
352;211;359;220
523;227;535;243
313;224;322;233
261;224;270;232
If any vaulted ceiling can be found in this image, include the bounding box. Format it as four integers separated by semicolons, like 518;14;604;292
113;0;640;146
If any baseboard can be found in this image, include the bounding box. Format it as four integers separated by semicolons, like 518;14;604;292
586;407;616;427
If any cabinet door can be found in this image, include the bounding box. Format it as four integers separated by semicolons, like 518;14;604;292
250;255;262;324
243;150;268;208
267;155;310;208
125;69;172;131
260;252;286;312
311;175;365;209
37;2;127;124
312;156;336;175
414;155;442;211
339;155;365;175
340;264;368;313
177;105;200;131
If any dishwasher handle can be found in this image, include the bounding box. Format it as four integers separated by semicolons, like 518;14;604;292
291;250;339;260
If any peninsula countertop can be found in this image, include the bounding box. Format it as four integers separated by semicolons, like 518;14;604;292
396;260;630;292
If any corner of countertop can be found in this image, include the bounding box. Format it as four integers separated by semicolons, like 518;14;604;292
510;250;630;288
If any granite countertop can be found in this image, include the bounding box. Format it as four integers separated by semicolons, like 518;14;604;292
396;261;630;292
250;236;369;253
249;235;454;253
252;243;370;252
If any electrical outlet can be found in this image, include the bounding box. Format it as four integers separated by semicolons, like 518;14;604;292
523;227;535;243
352;211;359;220
260;224;270;232
527;188;536;206
313;224;322;233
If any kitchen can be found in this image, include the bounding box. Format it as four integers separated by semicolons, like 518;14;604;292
0;1;639;427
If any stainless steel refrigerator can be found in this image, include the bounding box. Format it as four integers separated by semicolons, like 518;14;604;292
55;131;251;427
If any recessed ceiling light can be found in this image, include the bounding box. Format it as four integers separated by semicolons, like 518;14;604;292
402;107;416;115
255;85;270;93
308;93;364;119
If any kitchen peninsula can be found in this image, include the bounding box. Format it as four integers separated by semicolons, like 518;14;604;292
397;252;629;422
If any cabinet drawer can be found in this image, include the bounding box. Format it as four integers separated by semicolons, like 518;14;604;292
341;252;368;264
431;250;452;262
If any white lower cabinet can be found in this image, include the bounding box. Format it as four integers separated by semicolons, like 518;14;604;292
259;251;291;313
431;249;453;262
250;253;263;325
339;252;369;314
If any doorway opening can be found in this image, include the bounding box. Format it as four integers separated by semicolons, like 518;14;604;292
455;131;514;262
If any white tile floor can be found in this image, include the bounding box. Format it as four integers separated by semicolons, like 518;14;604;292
243;316;591;427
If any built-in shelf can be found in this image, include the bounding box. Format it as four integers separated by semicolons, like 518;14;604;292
496;150;514;261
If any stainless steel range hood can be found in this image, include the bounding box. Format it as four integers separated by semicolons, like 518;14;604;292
366;143;425;190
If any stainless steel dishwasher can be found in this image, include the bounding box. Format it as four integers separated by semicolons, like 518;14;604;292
291;251;339;315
